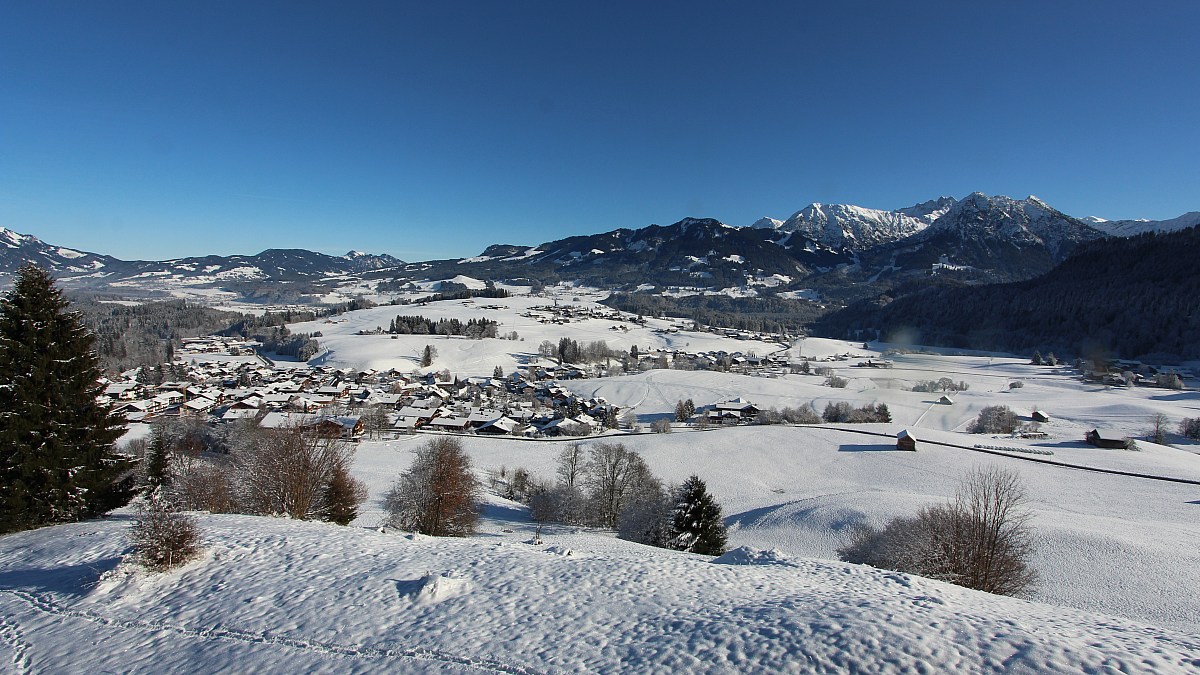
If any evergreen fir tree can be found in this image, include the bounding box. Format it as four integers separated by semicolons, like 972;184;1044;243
143;423;171;491
669;475;727;555
0;265;133;533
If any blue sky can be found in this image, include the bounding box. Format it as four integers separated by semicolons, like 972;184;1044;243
2;1;1197;262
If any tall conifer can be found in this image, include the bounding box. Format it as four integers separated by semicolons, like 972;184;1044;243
0;265;133;533
670;475;728;555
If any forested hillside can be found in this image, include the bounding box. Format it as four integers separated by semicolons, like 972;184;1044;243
815;227;1200;361
74;299;245;372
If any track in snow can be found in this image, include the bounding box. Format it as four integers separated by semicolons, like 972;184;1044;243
0;589;541;675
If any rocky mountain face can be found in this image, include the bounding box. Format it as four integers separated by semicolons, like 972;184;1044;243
863;193;1106;282
754;202;932;251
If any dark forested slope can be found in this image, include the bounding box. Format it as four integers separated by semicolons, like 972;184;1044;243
814;227;1200;361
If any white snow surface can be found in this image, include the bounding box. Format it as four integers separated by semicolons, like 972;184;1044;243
2;500;1198;673
1089;211;1200;237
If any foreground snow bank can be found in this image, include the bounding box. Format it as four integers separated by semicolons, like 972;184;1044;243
1;514;1197;673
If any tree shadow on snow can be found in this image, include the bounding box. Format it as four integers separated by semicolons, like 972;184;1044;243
838;443;900;453
0;557;124;598
1150;392;1200;402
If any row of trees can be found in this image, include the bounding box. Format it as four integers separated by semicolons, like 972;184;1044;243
821;402;892;424
537;337;618;366
911;378;969;393
385;315;498;338
136;418;368;525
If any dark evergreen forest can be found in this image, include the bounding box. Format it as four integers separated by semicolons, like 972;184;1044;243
814;227;1200;362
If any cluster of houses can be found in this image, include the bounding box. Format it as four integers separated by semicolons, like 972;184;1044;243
1080;359;1193;388
100;356;630;441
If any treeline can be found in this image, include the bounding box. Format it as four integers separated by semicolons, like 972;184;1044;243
498;443;728;555
379;315;499;338
602;292;824;335
403;285;510;305
815;226;1200;362
73;298;245;372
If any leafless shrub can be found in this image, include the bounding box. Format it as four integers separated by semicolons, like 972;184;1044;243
839;466;1036;596
233;425;361;521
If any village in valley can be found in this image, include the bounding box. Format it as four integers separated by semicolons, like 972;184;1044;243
102;285;1197;458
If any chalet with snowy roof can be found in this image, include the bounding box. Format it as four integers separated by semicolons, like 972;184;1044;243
1032;410;1050;423
896;429;917;452
475;416;522;435
937;395;954;405
428;415;470;432
713;398;759;418
103;382;143;400
1086;428;1129;449
182;397;217;416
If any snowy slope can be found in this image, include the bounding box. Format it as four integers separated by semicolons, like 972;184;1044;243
2;510;1198;673
1087;211;1200;237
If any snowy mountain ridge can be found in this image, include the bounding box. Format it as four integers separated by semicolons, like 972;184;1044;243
753;202;933;251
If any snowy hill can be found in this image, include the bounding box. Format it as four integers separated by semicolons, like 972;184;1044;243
2;506;1197;673
0;227;404;289
1087;211;1200;237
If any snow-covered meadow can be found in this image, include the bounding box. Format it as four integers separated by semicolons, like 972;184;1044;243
3;287;1200;672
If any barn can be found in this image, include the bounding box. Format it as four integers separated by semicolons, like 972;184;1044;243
1086;428;1129;449
896;429;917;451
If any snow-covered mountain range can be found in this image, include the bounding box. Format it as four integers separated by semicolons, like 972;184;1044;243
0;227;404;287
1;192;1194;299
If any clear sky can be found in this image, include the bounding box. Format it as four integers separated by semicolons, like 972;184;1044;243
2;1;1197;262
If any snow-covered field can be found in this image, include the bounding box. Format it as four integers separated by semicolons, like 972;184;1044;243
3;290;1200;672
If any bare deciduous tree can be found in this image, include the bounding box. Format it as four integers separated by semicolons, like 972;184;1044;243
384;437;479;536
234;425;360;521
585;443;650;528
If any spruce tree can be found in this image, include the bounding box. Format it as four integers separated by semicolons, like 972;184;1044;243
0;265;133;533
670;475;727;555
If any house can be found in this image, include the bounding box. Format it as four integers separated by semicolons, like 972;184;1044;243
1031;410;1050;423
713;397;760;420
1086;428;1129;449
937;395;954;405
475;416;520;435
896;429;917;452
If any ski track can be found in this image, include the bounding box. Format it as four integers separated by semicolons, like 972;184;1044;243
0;589;541;675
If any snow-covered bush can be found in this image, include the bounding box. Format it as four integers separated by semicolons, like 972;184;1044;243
650;419;672;433
128;492;201;572
967;406;1019;434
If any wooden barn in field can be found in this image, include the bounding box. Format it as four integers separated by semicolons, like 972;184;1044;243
1086;428;1129;449
896;429;918;451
